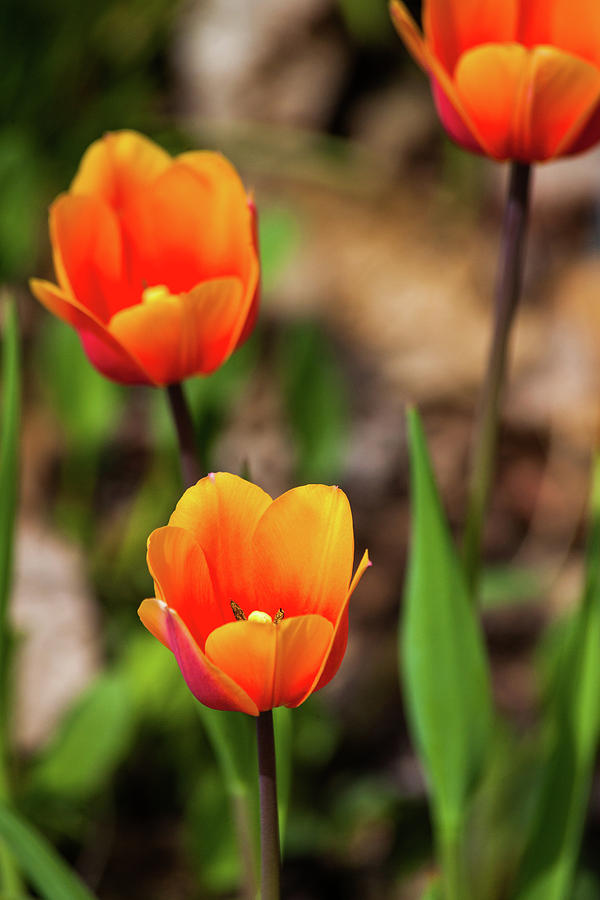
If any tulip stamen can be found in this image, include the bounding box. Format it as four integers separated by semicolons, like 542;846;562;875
248;610;273;625
230;600;247;621
274;608;284;624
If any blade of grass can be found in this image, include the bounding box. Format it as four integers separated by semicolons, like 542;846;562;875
403;408;493;900
0;803;96;900
513;452;600;900
0;297;22;895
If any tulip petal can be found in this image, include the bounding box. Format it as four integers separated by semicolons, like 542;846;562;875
550;0;600;69
516;0;553;47
162;606;259;715
50;194;135;319
29;278;151;384
205;615;333;711
234;193;260;349
108;278;250;385
315;549;371;692
454;44;600;161
423;0;518;74
169;473;273;611
146;526;224;646
138;597;170;648
70;130;171;208
389;1;493;157
119;160;259;298
251;485;354;624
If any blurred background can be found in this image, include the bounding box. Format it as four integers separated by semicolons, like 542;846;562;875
3;0;600;896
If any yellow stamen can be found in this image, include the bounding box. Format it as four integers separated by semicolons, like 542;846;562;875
143;284;172;304
248;610;273;625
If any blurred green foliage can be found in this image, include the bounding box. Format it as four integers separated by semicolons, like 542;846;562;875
0;0;182;282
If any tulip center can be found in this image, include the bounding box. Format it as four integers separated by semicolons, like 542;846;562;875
230;600;284;625
143;284;174;304
248;610;272;625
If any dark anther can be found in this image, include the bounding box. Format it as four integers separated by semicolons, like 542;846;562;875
274;608;284;624
231;600;247;621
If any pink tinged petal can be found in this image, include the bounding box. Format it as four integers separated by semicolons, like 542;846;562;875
389;2;492;157
29;278;152;385
146;526;223;647
153;605;259;716
204;615;333;711
431;79;485;155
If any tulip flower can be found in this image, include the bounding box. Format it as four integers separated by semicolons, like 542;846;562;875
138;473;370;715
30;130;259;385
390;0;600;162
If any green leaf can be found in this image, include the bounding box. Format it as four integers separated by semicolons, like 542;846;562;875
279;322;348;483
402;409;493;895
514;454;600;900
0;297;20;643
0;297;22;895
28;673;135;801
421;879;444;900
0;803;96;900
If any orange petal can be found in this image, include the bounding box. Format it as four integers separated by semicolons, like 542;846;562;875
141;603;259;715
389;2;493;157
516;0;553;46
454;44;600;161
119;158;258;298
70;130;171;208
234;193;260;348
50;194;134;319
176;151;257;290
251;485;354;624
29;278;150;384
423;0;518;74
315;549;371;692
146;526;223;647
108;278;250;385
550;0;600;69
168;473;273;611
138;597;170;648
205;615;333;711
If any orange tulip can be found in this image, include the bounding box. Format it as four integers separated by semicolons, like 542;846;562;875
30;131;259;386
390;0;600;162
139;473;370;715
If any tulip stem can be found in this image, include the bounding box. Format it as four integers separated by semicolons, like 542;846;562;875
166;383;202;488
462;161;532;598
256;711;281;900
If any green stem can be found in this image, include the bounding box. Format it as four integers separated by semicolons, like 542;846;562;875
462;162;532;598
256;711;281;900
439;821;466;900
165;382;202;488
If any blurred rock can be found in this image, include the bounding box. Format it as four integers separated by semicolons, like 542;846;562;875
11;520;101;752
173;0;350;129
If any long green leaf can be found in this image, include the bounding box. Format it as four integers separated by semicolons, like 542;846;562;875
0;297;22;895
0;804;96;900
402;409;493;897
514;453;600;900
0;297;20;651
